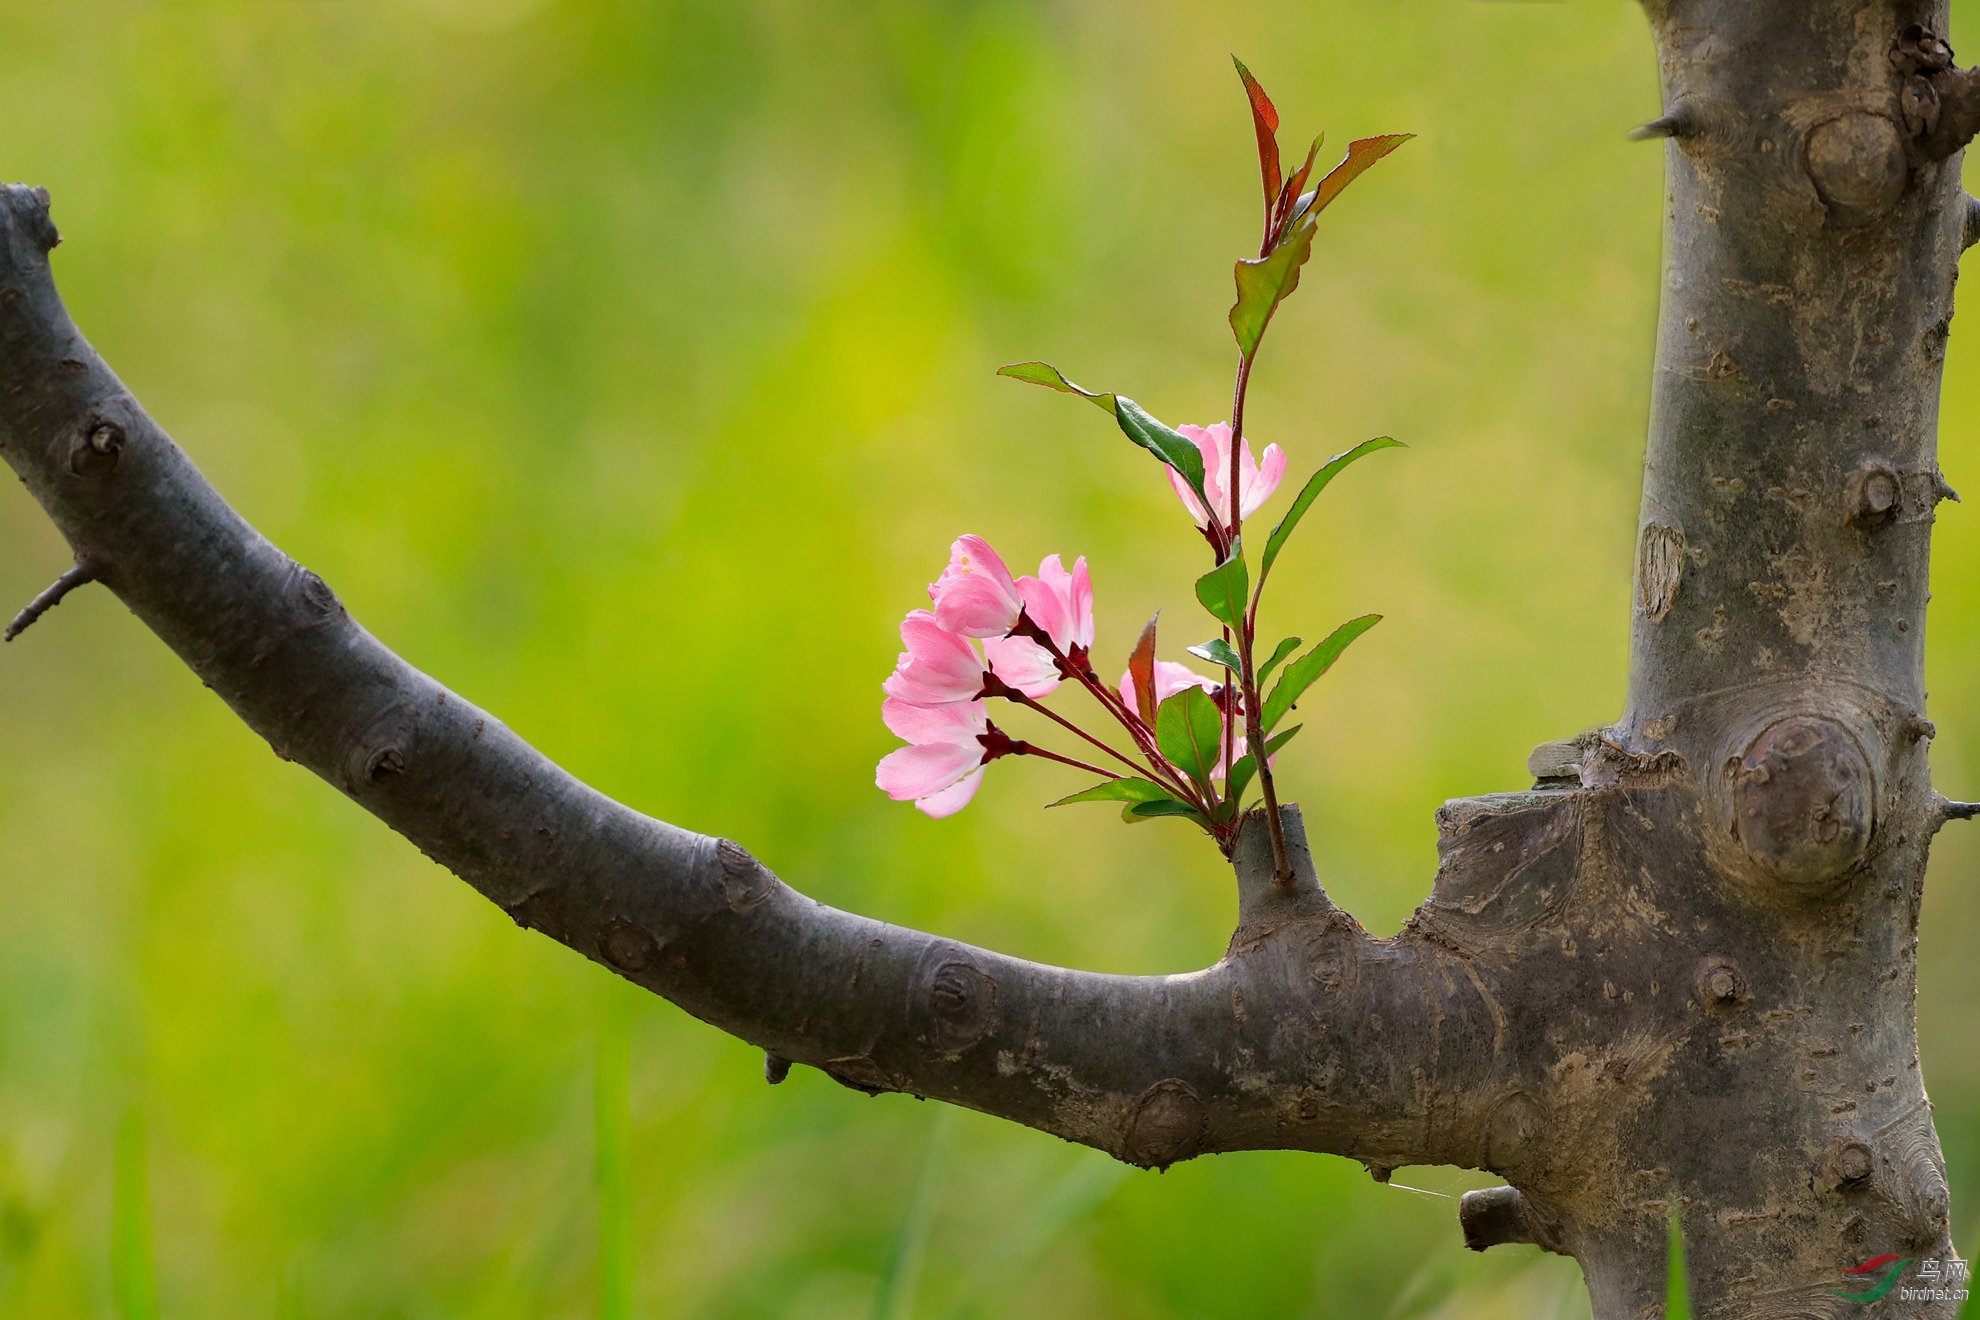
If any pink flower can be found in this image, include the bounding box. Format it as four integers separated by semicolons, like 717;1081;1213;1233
877;698;989;817
882;610;986;706
1167;422;1286;532
980;553;1095;698
1118;660;1249;779
983;634;1060;698
929;535;1024;637
1015;554;1094;652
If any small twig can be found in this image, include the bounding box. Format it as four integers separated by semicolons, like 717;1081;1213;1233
4;560;97;642
1943;799;1980;821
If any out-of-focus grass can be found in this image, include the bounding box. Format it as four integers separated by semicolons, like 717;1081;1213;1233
0;0;1978;1314
597;1014;635;1320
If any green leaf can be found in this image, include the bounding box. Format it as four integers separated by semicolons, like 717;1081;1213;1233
1047;778;1171;809
1122;798;1208;825
1194;539;1249;629
995;360;1116;413
1261;614;1381;732
1256;636;1301;687
1112;397;1208;508
1187;638;1244;672
1228;135;1412;358
1230;220;1319;359
1225;724;1304;804
1155;686;1223;785
997;363;1207;506
1260;437;1404;577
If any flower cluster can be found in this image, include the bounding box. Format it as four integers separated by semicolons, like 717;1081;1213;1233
872;59;1404;870
876;537;1103;817
876;431;1284;830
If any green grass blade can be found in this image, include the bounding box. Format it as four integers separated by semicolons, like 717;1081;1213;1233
943;1151;1130;1319
1665;1199;1691;1320
871;1108;957;1320
112;1110;157;1320
597;1014;636;1320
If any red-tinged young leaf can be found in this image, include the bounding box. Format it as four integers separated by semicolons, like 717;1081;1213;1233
1232;57;1282;223
1305;133;1414;219
1229;134;1412;358
1128;613;1160;728
1273;135;1323;243
997;362;1208;506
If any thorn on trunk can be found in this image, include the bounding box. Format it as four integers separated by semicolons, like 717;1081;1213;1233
1629;101;1697;141
764;1051;792;1084
1963;194;1980;251
4;559;98;642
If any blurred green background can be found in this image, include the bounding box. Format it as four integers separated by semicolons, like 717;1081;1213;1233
2;0;1979;1315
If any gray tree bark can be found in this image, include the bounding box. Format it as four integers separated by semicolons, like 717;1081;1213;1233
2;2;1977;1315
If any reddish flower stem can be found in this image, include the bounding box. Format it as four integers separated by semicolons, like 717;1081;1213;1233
1004;620;1205;809
1228;348;1292;883
1011;692;1156;783
1009;742;1120;781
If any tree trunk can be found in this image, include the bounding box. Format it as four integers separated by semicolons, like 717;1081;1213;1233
1;2;1975;1315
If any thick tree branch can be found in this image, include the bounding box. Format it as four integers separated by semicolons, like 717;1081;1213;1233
0;183;1513;1173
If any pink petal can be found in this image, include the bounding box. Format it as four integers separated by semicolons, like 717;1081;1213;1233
894;610;984;699
932;573;1023;637
884;668;969;705
915;765;984;818
1068;557;1093;650
1168;466;1211;528
1181;423;1234;529
1015;576;1071;651
930;535;1023;636
882;697;985;745
878;741;983;801
950;535;1017;596
984;635;1061;698
1243;443;1287;519
1153;659;1217;702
